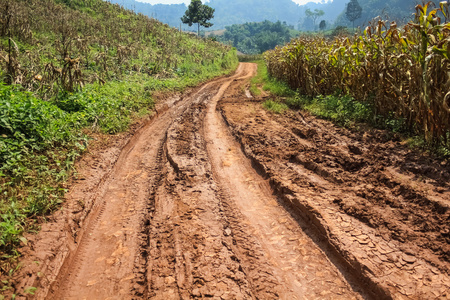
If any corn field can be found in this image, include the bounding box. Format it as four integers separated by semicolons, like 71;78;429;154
0;0;232;98
265;2;450;147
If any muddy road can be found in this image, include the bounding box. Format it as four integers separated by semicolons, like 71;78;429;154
6;63;450;299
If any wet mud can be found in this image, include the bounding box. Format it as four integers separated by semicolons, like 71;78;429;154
3;63;449;299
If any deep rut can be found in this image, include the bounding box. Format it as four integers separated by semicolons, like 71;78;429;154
13;63;372;299
204;64;360;299
145;63;362;299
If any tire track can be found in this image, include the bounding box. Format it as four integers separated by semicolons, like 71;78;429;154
203;63;363;299
45;70;245;299
15;63;376;299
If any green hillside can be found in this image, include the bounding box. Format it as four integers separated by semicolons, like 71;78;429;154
0;0;237;268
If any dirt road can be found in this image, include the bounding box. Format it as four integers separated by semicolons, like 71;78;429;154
6;63;450;299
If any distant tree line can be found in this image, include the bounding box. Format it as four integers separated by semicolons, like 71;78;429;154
334;0;431;28
218;20;298;54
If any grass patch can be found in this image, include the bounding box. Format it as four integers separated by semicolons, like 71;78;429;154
263;99;288;114
249;60;265;96
250;60;295;98
286;93;372;127
262;76;295;98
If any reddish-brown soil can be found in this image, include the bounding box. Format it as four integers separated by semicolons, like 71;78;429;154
2;63;449;299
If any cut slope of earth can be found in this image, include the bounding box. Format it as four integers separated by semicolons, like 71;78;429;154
2;63;449;299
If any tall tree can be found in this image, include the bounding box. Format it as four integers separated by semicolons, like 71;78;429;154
305;8;325;31
319;20;326;31
346;0;362;31
181;0;214;36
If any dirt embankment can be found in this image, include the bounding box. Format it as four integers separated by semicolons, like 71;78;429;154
3;63;449;299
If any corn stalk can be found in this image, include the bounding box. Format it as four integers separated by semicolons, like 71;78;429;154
265;1;450;147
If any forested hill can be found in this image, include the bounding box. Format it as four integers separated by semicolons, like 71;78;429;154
218;21;299;55
107;0;443;31
207;0;301;29
334;0;422;28
108;0;187;27
107;0;302;30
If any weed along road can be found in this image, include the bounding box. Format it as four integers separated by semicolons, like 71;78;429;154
10;63;450;299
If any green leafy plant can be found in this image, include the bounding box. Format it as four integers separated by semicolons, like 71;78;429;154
23;286;37;295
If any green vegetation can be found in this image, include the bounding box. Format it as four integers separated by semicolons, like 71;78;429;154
250;60;290;114
253;59;370;120
0;0;236;98
265;2;450;153
220;21;299;54
237;54;263;63
181;0;215;36
249;60;294;97
262;100;288;114
287;94;373;127
0;0;237;271
248;60;265;96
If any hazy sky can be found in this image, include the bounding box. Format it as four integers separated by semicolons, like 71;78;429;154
136;0;326;5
